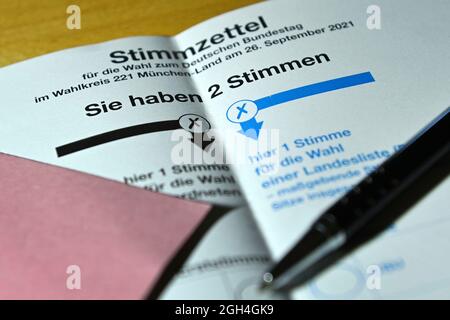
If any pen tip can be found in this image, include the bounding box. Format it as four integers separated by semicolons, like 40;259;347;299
258;272;274;291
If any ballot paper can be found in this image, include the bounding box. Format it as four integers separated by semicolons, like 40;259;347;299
0;152;212;299
0;0;449;299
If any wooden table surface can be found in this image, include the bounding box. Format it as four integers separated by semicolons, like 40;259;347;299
0;0;260;67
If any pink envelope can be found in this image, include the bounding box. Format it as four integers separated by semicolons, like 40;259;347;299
0;153;213;299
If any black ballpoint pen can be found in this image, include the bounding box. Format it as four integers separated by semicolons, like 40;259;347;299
262;107;450;292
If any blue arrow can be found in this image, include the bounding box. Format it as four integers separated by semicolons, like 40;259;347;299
239;118;264;140
229;72;375;140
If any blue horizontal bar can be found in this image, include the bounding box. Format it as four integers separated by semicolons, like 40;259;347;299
254;72;375;110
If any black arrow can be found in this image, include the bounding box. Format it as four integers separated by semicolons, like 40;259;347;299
55;119;215;157
190;132;215;151
56;120;181;157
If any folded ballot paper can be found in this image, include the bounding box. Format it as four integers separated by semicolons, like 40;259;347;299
0;153;213;299
0;0;449;299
